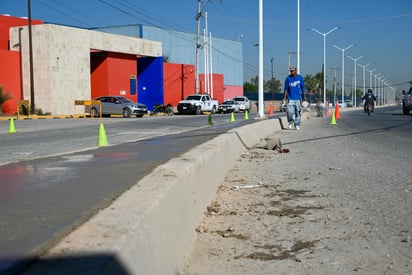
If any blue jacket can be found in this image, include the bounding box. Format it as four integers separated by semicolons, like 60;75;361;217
284;75;306;100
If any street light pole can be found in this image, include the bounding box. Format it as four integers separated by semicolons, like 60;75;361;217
297;0;300;73
365;67;376;90
310;27;339;105
347;55;364;107
257;0;264;118
374;73;382;105
332;44;354;108
378;75;384;105
358;62;371;96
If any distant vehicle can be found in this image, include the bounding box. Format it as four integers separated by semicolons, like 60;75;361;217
86;96;148;118
232;96;250;112
402;89;412;115
177;94;218;115
345;100;353;107
151;103;174;116
218;100;240;113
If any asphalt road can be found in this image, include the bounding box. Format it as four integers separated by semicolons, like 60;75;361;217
0;112;276;274
1;106;411;274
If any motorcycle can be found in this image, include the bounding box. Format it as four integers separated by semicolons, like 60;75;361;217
365;101;374;116
151;103;174;116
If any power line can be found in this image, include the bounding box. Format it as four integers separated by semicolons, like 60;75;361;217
35;0;95;27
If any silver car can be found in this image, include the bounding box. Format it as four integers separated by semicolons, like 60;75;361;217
87;96;148;118
232;96;250;112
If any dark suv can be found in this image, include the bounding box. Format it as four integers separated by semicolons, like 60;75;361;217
402;88;412;115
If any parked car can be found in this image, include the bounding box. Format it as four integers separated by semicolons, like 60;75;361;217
86;96;148;118
218;100;240;113
345;100;353;107
232;96;250;112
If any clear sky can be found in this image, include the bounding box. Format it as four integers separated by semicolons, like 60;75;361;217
2;0;411;96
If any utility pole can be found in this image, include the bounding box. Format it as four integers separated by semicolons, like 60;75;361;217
331;66;340;105
270;58;274;99
194;0;221;94
28;0;35;113
288;51;297;70
195;0;202;94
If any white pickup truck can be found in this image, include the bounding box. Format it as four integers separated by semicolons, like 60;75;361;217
177;94;218;115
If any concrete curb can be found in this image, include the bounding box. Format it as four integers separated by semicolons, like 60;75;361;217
28;117;287;274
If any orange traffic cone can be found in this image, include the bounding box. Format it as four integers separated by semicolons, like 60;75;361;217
268;103;273;116
335;101;341;120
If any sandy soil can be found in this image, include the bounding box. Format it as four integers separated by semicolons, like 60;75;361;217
181;113;411;275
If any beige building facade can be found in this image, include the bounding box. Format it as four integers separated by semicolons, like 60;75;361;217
9;24;162;115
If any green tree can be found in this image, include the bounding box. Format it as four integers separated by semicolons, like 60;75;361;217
163;54;171;62
243;76;258;93
265;77;282;93
243;76;282;94
304;73;322;102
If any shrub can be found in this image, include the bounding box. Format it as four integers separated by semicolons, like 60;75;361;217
0;86;12;114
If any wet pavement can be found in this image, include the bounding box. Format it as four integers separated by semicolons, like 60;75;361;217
0;114;272;274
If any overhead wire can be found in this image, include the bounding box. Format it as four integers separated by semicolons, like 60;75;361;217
34;0;96;27
34;0;253;83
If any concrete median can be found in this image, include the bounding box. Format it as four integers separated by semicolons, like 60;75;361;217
27;117;286;274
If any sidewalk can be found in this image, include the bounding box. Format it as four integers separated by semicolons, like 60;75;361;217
181;110;411;275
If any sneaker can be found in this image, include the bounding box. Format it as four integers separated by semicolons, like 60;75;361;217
288;123;293;129
295;125;300;130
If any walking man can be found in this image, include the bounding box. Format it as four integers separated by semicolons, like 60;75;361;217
283;66;306;130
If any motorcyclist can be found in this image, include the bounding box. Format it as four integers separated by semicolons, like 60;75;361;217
362;89;377;112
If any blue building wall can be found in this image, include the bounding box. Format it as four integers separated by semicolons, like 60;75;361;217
95;24;243;87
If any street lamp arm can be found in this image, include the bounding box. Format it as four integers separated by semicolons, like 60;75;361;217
332;44;355;51
358;62;371;68
309;28;324;36
326;26;340;36
347;55;364;62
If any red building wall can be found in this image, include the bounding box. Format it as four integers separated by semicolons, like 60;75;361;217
223;85;243;100
199;74;224;103
90;52;138;102
0;15;43;114
0;15;43;50
0;50;20;114
163;63;195;107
